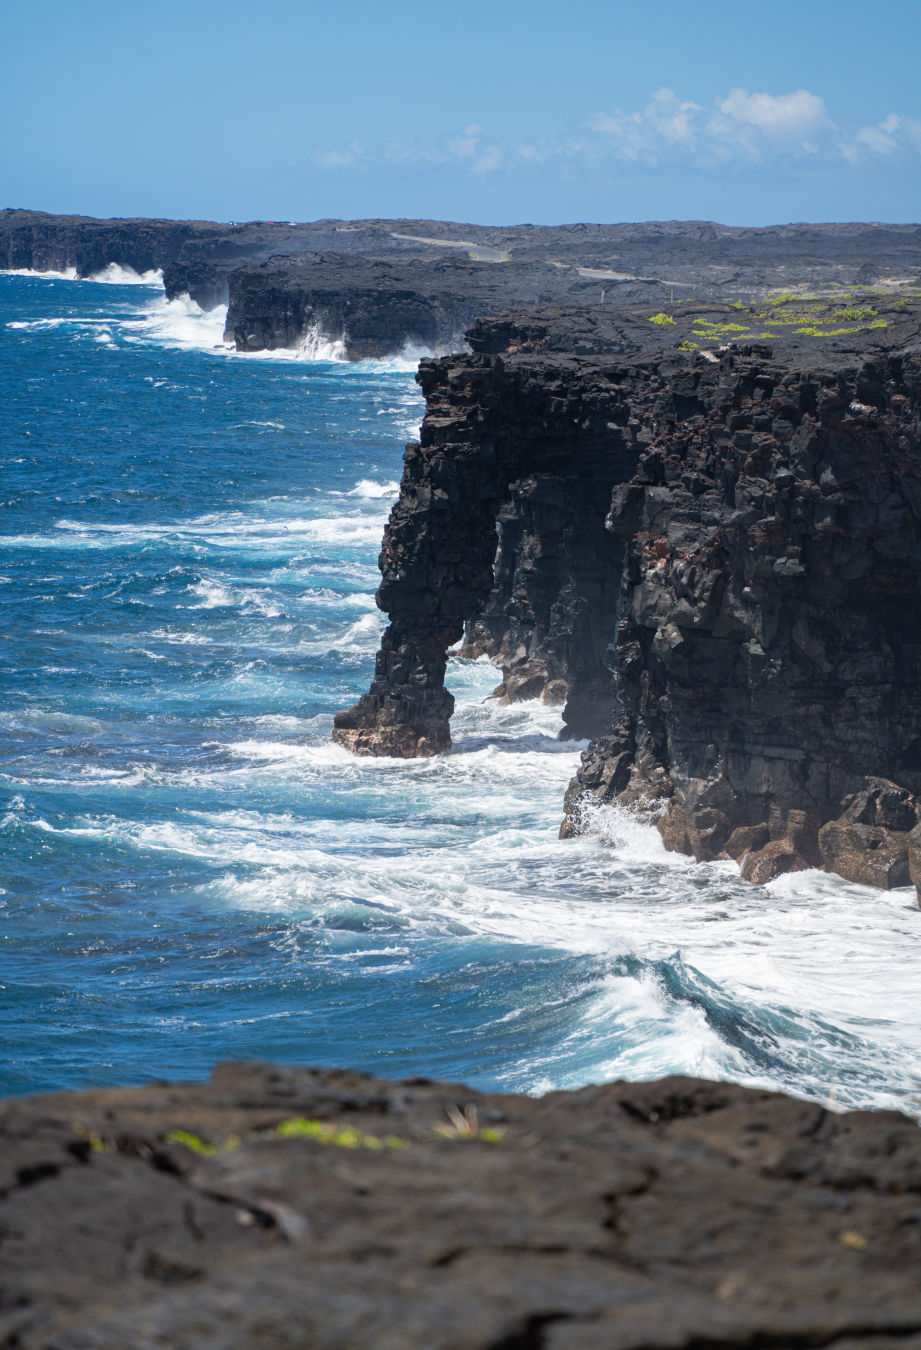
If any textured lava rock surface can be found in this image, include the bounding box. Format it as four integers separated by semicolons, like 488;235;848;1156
564;304;921;880
7;209;921;357
336;299;921;896
221;253;657;359
2;1062;920;1349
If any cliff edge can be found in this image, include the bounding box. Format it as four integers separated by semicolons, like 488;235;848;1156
335;298;921;895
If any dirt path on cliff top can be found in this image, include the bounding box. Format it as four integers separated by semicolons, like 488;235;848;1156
391;231;510;261
390;233;697;287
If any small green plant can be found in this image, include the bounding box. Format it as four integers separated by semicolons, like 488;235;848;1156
647;312;676;326
275;1117;406;1150
676;340;699;351
833;306;877;321
164;1129;220;1156
73;1124;109;1153
432;1104;504;1143
693;319;749;334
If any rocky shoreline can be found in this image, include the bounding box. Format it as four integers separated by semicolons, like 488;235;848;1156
3;1061;920;1348
5;209;921;358
8;209;921;889
335;298;921;897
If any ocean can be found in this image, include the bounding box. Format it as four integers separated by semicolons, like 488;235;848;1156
2;269;920;1115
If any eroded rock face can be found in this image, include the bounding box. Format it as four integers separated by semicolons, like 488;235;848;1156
333;350;641;752
817;779;919;889
338;300;921;899
3;1061;921;1349
563;328;921;895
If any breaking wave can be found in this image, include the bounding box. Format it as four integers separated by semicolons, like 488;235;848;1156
3;265;921;1114
86;264;164;285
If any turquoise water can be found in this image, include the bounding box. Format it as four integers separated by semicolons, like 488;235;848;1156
3;271;921;1114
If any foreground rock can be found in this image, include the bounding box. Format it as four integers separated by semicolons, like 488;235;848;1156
2;1062;920;1348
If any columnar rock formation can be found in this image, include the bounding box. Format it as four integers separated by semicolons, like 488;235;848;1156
332;345;640;752
564;324;921;887
336;301;921;894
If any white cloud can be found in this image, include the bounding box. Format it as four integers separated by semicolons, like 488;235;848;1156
445;124;483;160
591;86;832;165
315;141;363;169
716;88;828;137
313;89;921;177
848;112;921;161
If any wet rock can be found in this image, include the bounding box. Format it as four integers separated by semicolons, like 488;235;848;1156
722;823;770;859
818;820;911;889
818;779;919;889
740;838;812;884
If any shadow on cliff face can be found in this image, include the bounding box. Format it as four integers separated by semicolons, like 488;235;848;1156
335;298;921;902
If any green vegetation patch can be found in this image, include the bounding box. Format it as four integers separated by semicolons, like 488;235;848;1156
275;1117;407;1150
795;319;889;337
164;1128;240;1156
648;312;676;326
833;305;878;321
692;319;750;335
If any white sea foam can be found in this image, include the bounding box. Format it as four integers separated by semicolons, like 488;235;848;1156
1;504;388;555
120;295;230;351
296;323;347;362
347;478;400;498
86;263;164;285
1;266;78;280
187;578;283;618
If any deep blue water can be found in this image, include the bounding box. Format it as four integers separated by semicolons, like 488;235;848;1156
2;271;921;1115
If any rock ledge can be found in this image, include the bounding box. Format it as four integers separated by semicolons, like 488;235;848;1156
3;1062;921;1348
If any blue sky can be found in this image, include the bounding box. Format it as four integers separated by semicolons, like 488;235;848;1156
3;0;920;226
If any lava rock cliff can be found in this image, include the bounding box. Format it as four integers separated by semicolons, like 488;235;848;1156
336;300;921;895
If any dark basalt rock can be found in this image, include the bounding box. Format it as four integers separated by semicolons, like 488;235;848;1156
333;343;645;753
8;208;921;357
337;299;921;900
563;310;921;895
2;1061;921;1348
221;253;665;359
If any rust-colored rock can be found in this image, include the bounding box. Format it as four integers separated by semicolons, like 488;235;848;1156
740;838;812;884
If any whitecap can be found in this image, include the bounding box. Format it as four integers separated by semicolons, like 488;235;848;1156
0;266;78;280
119;294;230;352
85;263;164;286
347;478;400;499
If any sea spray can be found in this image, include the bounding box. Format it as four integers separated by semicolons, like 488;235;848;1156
1;268;920;1115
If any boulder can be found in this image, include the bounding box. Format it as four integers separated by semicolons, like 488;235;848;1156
740;838;812;884
722;823;770;859
818;778;919;889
